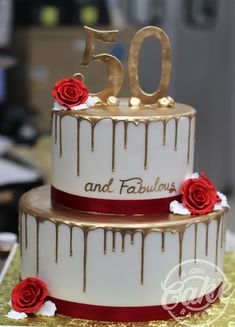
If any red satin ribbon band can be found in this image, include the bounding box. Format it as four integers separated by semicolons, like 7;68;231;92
51;186;181;214
47;283;222;322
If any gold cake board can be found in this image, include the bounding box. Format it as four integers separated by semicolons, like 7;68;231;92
0;248;235;326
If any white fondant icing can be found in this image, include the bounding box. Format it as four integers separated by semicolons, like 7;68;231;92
52;111;195;200
20;214;225;306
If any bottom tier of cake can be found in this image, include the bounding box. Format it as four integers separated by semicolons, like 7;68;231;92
19;186;227;322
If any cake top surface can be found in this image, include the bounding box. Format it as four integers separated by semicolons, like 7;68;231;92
19;186;226;232
53;100;196;122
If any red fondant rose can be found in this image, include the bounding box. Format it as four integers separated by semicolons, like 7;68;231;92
52;77;89;108
181;172;218;214
11;277;48;313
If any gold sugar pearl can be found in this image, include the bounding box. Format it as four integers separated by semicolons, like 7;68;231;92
107;96;119;106
158;96;175;108
167;96;175;105
129;97;141;108
73;73;85;82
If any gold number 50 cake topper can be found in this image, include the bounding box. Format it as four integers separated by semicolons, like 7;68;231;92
80;25;171;105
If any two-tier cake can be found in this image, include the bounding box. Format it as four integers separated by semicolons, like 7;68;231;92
9;26;229;323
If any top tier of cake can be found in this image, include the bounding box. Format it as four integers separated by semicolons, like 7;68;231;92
51;99;196;214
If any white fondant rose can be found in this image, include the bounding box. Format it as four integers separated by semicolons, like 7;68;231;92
214;191;230;211
6;309;27;320
170;200;191;215
35;300;57;317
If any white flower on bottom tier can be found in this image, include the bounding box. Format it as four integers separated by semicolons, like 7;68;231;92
6;309;28;320
35;300;57;317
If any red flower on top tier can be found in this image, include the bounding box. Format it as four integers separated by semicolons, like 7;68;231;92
52;77;89;108
11;277;48;314
181;172;218;215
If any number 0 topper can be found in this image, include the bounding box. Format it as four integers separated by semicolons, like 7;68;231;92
80;25;171;105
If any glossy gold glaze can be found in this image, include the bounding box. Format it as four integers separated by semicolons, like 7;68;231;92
69;225;73;257
187;116;193;164
174;118;179;150
81;26;124;101
128;26;171;104
55;223;59;263
161;231;165;252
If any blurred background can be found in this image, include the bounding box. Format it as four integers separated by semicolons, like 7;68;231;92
0;0;235;245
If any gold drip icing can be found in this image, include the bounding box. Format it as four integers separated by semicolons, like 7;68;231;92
36;219;40;277
131;233;134;245
121;232;125;252
69;225;73;257
19;186;227;292
112;230;116;252
83;229;89;292
215;216;222;268
140;233;145;285
103;229;107;254
55;223;59;263
194;223;198;262
53;104;196;173
187;116;192;164
59;115;62;157
163;120;167;145
124;121;128;149
19;212;22;257
24;213;28;250
144;123;149;169
161;231;165;252
54;114;58;145
205;222;209;256
178;229;185;278
112;121;117;172
91;122;96;152
174;118;179;150
50;112;53;136
76;118;81;176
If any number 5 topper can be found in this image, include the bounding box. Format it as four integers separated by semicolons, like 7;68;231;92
79;25;172;106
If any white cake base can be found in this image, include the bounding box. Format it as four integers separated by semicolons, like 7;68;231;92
19;186;227;321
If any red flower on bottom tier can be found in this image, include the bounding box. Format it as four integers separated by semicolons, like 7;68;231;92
181;172;218;215
11;277;48;313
